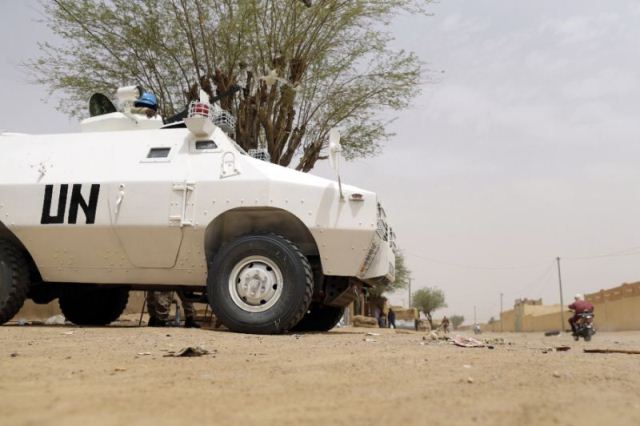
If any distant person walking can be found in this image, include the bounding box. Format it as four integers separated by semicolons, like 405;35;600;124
441;316;450;333
387;308;396;329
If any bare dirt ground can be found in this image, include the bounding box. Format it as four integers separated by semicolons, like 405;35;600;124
1;319;640;426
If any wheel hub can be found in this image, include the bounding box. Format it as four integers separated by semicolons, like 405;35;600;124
229;256;283;313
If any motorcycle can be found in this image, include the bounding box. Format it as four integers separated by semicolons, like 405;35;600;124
572;311;595;342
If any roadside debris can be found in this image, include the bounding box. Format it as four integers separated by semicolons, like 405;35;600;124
61;331;74;336
466;377;474;384
544;330;561;336
163;346;211;357
17;319;29;326
137;352;152;356
363;338;377;343
555;346;571;352
553;371;561;378
10;352;18;357
365;332;380;337
114;367;127;372
584;348;640;355
453;336;485;348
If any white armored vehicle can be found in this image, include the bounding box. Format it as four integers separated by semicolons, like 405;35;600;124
0;87;395;334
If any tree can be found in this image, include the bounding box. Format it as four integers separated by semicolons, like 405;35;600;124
412;287;446;328
450;314;464;330
367;251;411;299
30;0;427;171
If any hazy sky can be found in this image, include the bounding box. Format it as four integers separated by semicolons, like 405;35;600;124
2;1;639;323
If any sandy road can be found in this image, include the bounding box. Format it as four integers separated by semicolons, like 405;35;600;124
1;321;639;426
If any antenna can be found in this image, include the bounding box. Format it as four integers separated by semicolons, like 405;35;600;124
328;129;344;200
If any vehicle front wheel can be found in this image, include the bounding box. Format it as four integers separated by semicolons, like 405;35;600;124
291;303;345;332
207;234;313;334
59;286;129;326
0;239;30;324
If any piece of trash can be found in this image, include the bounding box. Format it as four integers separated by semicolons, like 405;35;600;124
544;330;560;336
164;346;210;357
467;377;474;384
552;371;561;378
555;346;571;352
45;315;66;325
366;332;380;336
17;319;29;326
137;352;152;356
453;336;485;348
584;348;640;355
363;338;377;343
61;331;74;335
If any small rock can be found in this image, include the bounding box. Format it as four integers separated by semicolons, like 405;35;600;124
10;352;18;358
463;364;472;369
114;367;127;372
553;371;561;378
467;377;474;384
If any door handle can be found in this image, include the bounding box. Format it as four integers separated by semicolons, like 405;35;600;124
114;184;126;216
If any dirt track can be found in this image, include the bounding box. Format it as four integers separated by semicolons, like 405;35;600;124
1;320;640;426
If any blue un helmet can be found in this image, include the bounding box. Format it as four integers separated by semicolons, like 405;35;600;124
134;92;158;111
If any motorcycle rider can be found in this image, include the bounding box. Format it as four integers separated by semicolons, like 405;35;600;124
568;293;594;334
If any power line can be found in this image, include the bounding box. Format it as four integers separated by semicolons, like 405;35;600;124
405;252;548;271
563;246;640;260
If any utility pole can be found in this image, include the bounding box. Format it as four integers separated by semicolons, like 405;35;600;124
556;257;565;331
500;293;504;332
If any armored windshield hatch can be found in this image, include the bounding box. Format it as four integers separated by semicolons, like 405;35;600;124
196;140;217;150
147;147;171;158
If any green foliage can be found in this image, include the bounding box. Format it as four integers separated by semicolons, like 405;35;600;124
450;314;464;330
367;251;411;298
412;287;446;326
29;0;428;171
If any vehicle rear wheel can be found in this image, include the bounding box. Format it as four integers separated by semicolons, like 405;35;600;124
207;234;313;334
59;286;129;326
0;239;30;324
291;303;345;332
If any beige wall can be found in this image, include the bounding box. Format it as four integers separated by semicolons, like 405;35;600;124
482;281;640;332
586;282;640;331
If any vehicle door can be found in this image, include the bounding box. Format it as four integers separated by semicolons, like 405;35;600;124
109;137;190;268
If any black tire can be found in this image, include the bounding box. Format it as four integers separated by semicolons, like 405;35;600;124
207;234;313;334
59;286;129;326
291;303;345;332
0;239;31;324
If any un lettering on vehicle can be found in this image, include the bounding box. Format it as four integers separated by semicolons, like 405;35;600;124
40;184;100;225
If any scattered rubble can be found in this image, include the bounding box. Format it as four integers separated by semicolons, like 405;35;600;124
584;348;640;355
453;336;485;348
164;346;212;357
